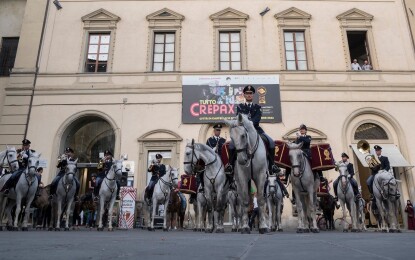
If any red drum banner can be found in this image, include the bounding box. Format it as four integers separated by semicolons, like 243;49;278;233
310;143;335;171
182;75;282;123
180;174;197;194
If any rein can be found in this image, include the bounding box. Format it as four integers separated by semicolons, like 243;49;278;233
183;144;218;174
291;151;307;192
158;168;178;203
375;176;399;200
1;149;18;170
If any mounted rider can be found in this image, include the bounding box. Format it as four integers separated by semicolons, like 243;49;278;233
144;153;166;205
93;150;120;202
1;139;37;195
49;147;80;201
366;145;399;201
333;152;361;202
226;85;288;198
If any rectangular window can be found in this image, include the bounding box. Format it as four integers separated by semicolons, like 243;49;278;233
219;32;241;71
85;33;110;73
346;31;371;67
0;37;19;76
152;32;175;72
284;31;307;70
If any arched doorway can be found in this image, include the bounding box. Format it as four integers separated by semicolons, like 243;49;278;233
61;116;115;194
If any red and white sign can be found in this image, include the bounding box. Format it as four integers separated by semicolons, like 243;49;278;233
118;187;136;229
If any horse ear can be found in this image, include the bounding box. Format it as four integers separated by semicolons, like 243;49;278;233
74;158;78;164
238;113;242;123
38;153;42;158
191;139;195;146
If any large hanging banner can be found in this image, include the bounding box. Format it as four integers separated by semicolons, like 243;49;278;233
118;187;136;229
182;75;281;123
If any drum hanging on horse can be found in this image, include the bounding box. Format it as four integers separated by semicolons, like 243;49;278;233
274;140;291;169
221;141;231;166
310;143;335;171
180;174;197;194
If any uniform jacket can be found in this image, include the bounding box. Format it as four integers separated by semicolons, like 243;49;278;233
295;135;312;158
237;103;264;134
206;136;226;157
338;161;355;178
148;163;166;177
371;155;391;175
17;148;35;168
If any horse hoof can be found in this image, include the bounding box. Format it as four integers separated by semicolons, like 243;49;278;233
21;227;28;231
271;227;276;232
108;228;113;232
397;229;402;233
64;228;69;231
147;227;154;232
193;228;197;232
389;229;395;233
312;228;320;233
48;227;53;231
343;229;348;233
163;228;168;232
259;228;268;234
278;228;283;232
231;228;237;232
382;229;387;233
241;228;250;234
55;228;60;231
296;228;303;233
97;227;104;231
0;226;2;231
215;228;224;233
303;228;310;233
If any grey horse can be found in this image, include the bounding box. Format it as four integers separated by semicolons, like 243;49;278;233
193;185;208;232
227;187;240;232
225;114;269;234
183;140;228;233
265;175;284;232
336;162;359;232
373;170;401;232
96;159;123;231
5;151;40;231
147;165;179;231
0;146;20;229
287;142;320;233
50;159;78;231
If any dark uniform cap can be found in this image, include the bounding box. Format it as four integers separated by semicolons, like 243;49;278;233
243;85;255;94
374;145;382;151
299;124;307;130
155;153;163;159
104;150;113;156
341;153;349;159
213;124;222;130
22;139;31;145
91;173;97;177
65;147;74;153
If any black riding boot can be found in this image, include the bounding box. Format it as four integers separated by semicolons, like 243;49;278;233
333;179;339;200
116;181;121;200
198;172;205;192
225;148;236;174
317;171;324;182
277;178;289;198
268;147;281;174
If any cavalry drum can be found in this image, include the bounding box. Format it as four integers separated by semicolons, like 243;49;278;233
274;140;291;169
221;141;231;166
180;174;197;194
310;143;335;171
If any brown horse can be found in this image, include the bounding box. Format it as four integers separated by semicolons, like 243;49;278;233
318;194;337;230
75;193;97;228
167;190;186;230
32;185;51;230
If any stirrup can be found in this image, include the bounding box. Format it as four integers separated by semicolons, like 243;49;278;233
3;189;9;196
93;196;100;202
272;165;281;174
225;164;233;174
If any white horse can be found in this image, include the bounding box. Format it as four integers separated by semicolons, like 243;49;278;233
265;175;284;232
96;159;123;231
50;159;78;231
336;162;359;232
5;151;40;230
228;185;240;232
183;140;228;233
225;114;269;234
287;142;320;233
373;170;401;232
0;146;20;230
147;165;179;231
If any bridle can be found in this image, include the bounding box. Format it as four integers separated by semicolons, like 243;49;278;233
375;175;399;200
105;162;122;181
233;125;260;167
159;167;178;188
2;149;19;171
184;144;218;174
337;165;351;195
290;149;306;178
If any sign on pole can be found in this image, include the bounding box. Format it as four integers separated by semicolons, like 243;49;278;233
118;187;136;229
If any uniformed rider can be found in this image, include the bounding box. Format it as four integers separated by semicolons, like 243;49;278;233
49;147;80;201
144;153;166;205
93;150;121;202
0;139;37;195
333;153;361;202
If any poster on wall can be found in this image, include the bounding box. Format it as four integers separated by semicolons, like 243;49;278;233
182;75;281;124
118;187;137;229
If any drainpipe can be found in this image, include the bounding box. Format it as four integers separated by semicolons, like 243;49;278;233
24;0;51;138
402;0;415;59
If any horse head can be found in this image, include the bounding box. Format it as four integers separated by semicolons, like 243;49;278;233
112;159;123;178
378;170;400;201
267;175;277;195
166;165;179;188
27;151;41;176
65;159;78;183
337;162;348;177
228;114;256;166
184;140;203;175
287;142;304;177
4;146;19;172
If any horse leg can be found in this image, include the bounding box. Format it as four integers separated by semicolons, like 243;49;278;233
65;199;73;231
97;198;104;231
56;200;62;231
150;198;157;231
107;197;116;231
238;182;250;234
0;195;7;229
307;191;318;233
350;198;358;232
293;189;305;232
163;197;169;231
196;198;202;231
253;174;268;234
22;193;36;230
376;198;387;232
13;195;22;230
5;200;15;230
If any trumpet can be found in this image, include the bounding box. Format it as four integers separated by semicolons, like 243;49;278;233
97;158;104;170
357;140;381;170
